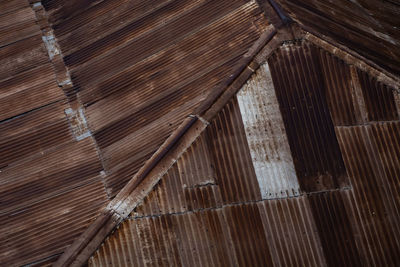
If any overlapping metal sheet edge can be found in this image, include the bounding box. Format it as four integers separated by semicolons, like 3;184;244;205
89;39;400;267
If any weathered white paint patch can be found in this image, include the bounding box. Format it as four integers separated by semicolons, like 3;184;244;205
237;63;300;199
65;108;91;141
42;30;60;60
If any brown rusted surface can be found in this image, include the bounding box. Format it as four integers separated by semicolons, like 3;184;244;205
41;0;271;197
89;39;400;267
274;0;400;76
55;23;283;266
0;2;109;266
268;41;348;192
2;1;400;266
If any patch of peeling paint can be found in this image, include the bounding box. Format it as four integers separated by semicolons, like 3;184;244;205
65;108;92;141
42;30;60;60
237;63;300;199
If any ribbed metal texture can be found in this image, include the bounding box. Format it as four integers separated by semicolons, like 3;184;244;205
90;41;400;267
91;197;328;267
336;123;400;266
237;63;300;199
133;97;259;217
268;41;348;193
0;2;64;121
0;2;109;265
357;69;398;122
319;50;360;126
274;0;400;75
42;0;270;197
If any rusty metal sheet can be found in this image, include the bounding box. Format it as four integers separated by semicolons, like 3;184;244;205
88;39;400;266
268;41;348;192
90;197;328;267
237;63;300;199
0;180;108;266
274;0;400;76
336;123;400;266
41;0;270;197
257;196;326;266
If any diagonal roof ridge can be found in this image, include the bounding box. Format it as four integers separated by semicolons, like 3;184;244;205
55;22;400;267
54;23;291;267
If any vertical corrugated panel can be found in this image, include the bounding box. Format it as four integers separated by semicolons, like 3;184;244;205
336;124;400;266
134;135;223;217
206;97;261;203
222;203;273;266
93;198;331;267
319;49;359;126
257;196;327;267
308;191;362;266
237;63;300;199
91;209;241;267
357;69;398;122
268;41;348;192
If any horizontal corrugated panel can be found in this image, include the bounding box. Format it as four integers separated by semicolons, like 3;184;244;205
274;0;400;75
0;179;108;266
0;6;39;46
0;34;49;80
237;63;300;199
0;63;64;121
268;41;348;192
52;0;171;45
0;138;103;213
0;0;29;16
0;102;73;169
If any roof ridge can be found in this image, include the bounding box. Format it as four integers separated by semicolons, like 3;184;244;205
54;24;288;267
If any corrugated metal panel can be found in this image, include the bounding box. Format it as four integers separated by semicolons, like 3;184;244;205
319;49;360;126
357;69;398;122
133;96;259;217
206;97;261;203
274;0;400;75
0;103;72;169
308;191;362;266
0;179;107;266
42;0;270;197
268;41;348;192
257;196;326;267
0;3;109;265
237;63;300;199
133;135;223;217
336;123;400;266
89;39;400;267
91;197;329;267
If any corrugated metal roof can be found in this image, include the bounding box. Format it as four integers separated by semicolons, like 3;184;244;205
0;0;274;265
89;39;400;267
41;0;270;197
1;0;399;266
273;0;400;76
